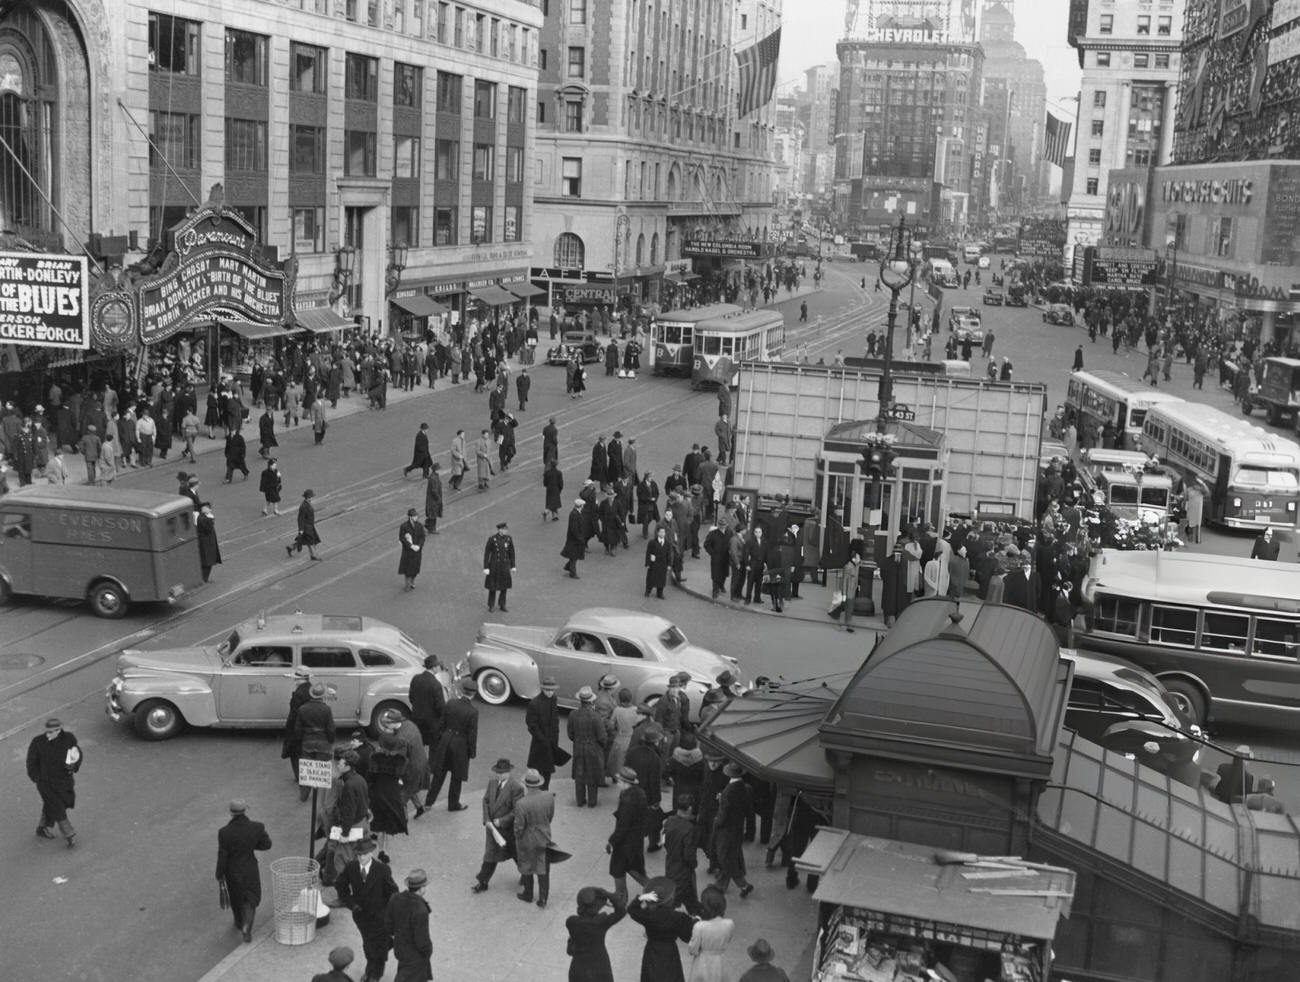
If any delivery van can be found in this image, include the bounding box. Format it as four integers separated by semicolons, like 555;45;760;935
0;486;203;617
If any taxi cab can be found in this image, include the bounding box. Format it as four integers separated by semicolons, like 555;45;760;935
106;612;452;740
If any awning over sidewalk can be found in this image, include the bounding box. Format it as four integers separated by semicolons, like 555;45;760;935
221;319;285;340
506;282;546;299
294;306;352;333
391;295;448;318
468;285;519;306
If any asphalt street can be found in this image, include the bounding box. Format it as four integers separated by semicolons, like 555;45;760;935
4;260;1299;981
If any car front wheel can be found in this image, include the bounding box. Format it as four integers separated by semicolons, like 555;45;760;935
476;668;514;705
133;699;184;740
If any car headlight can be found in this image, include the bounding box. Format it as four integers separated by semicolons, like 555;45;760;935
1233;497;1242;508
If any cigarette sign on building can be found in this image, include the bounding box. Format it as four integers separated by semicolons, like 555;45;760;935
0;252;89;349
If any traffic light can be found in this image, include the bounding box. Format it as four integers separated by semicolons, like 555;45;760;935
861;445;896;480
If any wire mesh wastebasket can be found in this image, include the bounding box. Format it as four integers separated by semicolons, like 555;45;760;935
270;856;321;946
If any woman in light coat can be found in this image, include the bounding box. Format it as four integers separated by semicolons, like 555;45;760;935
923;538;952;597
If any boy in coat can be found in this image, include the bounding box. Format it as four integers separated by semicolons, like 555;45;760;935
216;799;272;942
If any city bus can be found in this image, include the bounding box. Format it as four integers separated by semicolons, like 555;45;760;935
1080;548;1300;729
691;309;786;388
1139;402;1300;529
1065;370;1185;448
649;303;742;377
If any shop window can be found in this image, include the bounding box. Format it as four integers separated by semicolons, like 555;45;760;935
474;79;496;118
507;86;526;124
435;139;459;180
472;143;494;181
471;205;492;243
564;98;584;133
568;46;585;79
149;111;200;170
391;206;418;247
149;13;201;76
345;53;378;102
1137;14;1150;34
554;232;584;267
393;135;421;179
290;43;327;94
506;146;524;183
344;130;376;177
225;118;267;172
290;125;325;174
225;30;268;86
395;63;422;108
1086;177;1099;194
503;206;520;242
437;71;463;113
291;207;325;253
1096;52;1111;67
434;206;457;245
561;156;582;196
570;0;587;24
1099;13;1113;33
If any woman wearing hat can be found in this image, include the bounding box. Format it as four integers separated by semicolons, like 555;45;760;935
738;939;789;982
514;768;557;908
568;686;607;806
627;877;694;982
565;886;626;982
366;733;410;841
687;885;734;982
607;765;649;905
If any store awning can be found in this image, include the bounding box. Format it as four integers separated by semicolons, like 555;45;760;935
506;282;546;299
294;306;352;333
680;272;701;281
391;295;448;318
468;285;519;306
664;272;684;284
221;319;285;340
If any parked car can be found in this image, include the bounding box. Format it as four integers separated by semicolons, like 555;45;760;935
954;320;985;346
546;330;602;365
1005;285;1029;307
106;614;453;740
981;286;1005;306
460;607;741;719
947;305;981;333
1042;303;1075;326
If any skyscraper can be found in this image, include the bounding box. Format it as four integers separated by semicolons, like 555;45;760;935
977;1;1047;210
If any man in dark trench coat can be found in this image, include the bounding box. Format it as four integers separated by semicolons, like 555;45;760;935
426;677;479;811
398;508;427;591
216;799;272;942
27;717;82;846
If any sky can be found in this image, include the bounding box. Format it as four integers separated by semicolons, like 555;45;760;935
779;1;1082;114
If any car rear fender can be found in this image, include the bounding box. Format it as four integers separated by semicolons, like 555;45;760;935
120;677;218;727
469;642;542;700
359;675;417;725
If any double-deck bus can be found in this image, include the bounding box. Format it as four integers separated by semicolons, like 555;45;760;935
1080;549;1300;728
691;309;786;388
1065;370;1185;448
649;303;742;377
1139;402;1300;529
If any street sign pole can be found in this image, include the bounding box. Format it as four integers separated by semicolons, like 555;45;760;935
297;758;335;865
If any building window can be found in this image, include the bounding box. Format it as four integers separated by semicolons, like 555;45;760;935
506;146;524;183
231;206;266;240
290;43;327;94
225;118;267;171
507;86;526;124
472;143;494;180
434;206;457;245
564;99;583;133
476;12;487;52
538;101;546;124
345;130;376;176
1134;52;1149;68
1088;148;1102;165
1157;15;1171;35
1086;177;1099;194
1215;217;1232;257
474;80;496;118
1137;14;1150;34
1096;52;1111;67
437;71;463;112
344;0;358;21
345;53;378;102
540;49;548;70
394;135;421;179
411;0;424;37
1155;53;1170;69
149;111;200;169
569;0;587;24
503;205;521;242
391;206;418;247
435;139;459;180
490;19;500;57
395;63;422;108
437;2;449;43
290;125;325;174
1099;14;1113;33
1091;120;1105;136
1093;90;1106;108
454;6;464;46
226;30;267;86
471;204;492;242
561;156;582;196
291;207;325;253
554;232;584;267
568;46;585;79
149;14;200;76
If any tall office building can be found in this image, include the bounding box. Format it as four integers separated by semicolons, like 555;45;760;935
802;64;838;195
977;1;1047;211
835;0;982;233
1064;0;1181;251
531;0;781;310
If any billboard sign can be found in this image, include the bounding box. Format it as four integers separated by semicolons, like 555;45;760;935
1088;246;1159;287
0;252;89;349
682;238;764;259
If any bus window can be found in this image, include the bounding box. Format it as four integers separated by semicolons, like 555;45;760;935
1253;618;1300;660
1094;596;1140;636
1129;409;1148;430
663;325;682;344
1109;485;1139;506
1150;605;1198;647
1141;487;1170;508
721;337;734;355
700;336;721;355
1202;611;1249;652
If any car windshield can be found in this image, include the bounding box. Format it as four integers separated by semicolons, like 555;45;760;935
1234;466;1300;489
217;630;241;658
658;625;687;650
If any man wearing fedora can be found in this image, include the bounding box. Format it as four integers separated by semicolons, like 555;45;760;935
281;668;313;799
713;762;755;897
739;938;791;982
568;686;608;807
310;946;359;982
513;768;557;908
26;717;82;847
594;674;620;779
606;765;650;905
426;677;479;812
295;681;337;766
386;869;433;982
525;676;566;790
335;839;398;982
472;758;525;893
216;799;272;942
397;508;427;591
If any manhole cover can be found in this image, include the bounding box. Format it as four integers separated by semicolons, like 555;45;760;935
0;653;44;670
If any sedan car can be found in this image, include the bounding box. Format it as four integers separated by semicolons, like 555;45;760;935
546;330;602;365
947;305;981;333
954;319;985;345
461;607;741;720
981;287;1004;306
1004;285;1029;307
1042;303;1075;327
106;613;452;740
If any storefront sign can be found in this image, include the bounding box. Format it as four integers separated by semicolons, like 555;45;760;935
1018;218;1065;257
531;266;584;282
135;207;290;346
664;259;692;275
860;27;951;44
1089;247;1159;287
1263;165;1300;266
1161;177;1254;205
293;291;332;311
0;252;89;349
682;238;764;259
558;286;615;304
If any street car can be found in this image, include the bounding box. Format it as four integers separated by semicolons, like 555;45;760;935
106;613;453;740
1042;303;1075;327
545;330;602;365
460;607;741;719
981;286;1005;306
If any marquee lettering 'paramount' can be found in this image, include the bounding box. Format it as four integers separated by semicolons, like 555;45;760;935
1161;178;1254;205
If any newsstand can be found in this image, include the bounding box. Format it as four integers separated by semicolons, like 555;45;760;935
800;831;1073;982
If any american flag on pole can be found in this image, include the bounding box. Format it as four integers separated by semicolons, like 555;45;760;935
1043;112;1072;168
735;28;782;118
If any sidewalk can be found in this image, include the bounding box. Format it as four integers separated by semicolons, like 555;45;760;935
198;777;819;982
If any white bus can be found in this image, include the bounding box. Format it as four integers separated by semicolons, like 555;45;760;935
691;309;786;388
1138;401;1300;529
1066;370;1185;449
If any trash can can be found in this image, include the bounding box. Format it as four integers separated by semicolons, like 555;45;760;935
271;856;322;946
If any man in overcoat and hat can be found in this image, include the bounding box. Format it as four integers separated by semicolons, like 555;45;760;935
525;676;565;790
426;677;479;811
568;686;607;807
335;838;398;982
483;520;516;612
386;869;433;982
471;758;525;893
27;717;82;847
216;799;272;942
